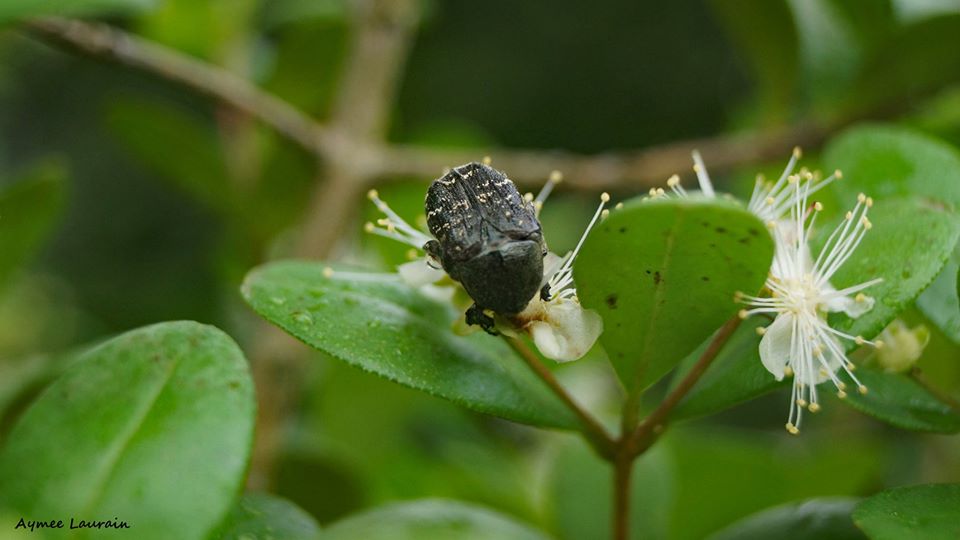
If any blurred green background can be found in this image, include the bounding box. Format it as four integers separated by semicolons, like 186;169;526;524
1;1;959;538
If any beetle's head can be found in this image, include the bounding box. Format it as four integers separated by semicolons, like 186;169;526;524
453;239;544;315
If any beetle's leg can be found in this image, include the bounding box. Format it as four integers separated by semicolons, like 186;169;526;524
466;304;498;335
540;283;552;301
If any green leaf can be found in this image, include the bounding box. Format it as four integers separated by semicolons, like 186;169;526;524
241;261;579;429
0;0;156;25
916;246;960;344
321;499;550;540
575;197;774;394
106;98;232;214
708;498;864;540
824;124;960;209
0;321;255;540
670;318;786;421
0;162;66;290
854;484;960;540
217;493;321;540
838;366;960;433
828;197;960;341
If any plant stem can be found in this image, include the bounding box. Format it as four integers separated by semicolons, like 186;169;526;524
613;452;634;540
626;315;742;456
505;337;616;458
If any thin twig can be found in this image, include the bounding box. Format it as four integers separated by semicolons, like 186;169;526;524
625;315;742;456
25;17;855;193
612;454;634;540
26;17;325;154
505;337;616;459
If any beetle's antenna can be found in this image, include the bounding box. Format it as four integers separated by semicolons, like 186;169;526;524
533;170;563;216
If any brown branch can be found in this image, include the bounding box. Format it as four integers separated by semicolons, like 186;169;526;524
612;454;634;540
26;17;850;195
372;121;833;190
625;315;742;456
294;0;419;258
27;17;326;155
505;337;616;459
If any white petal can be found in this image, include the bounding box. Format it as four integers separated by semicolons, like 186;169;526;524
528;301;602;362
814;333;845;384
397;259;445;287
541;252;565;287
759;314;794;380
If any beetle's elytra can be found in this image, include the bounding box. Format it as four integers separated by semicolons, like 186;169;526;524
424;162;547;332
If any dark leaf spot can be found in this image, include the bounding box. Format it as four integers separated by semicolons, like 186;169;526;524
605;293;619;309
701;276;710;281
653;271;662;285
715;227;727;234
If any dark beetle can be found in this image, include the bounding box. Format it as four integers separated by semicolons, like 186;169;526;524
424;162;548;332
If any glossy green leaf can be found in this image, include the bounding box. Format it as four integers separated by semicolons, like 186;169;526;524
708;498;864;540
0;0;156;25
916;246;960;344
575;197;773;394
854;484;960;540
217;493;321;540
828;197;960;341
0;162;66;290
838;366;960;433
670;318;785;421
824;125;960;209
106;98;232;214
321;499;550;540
241;261;579;429
0;321;255;540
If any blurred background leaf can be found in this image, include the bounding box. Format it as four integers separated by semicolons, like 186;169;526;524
0;0;156;26
853;483;960;540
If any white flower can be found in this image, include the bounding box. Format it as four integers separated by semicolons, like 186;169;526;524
365;168;605;362
502;193;609;362
652;148;842;226
738;182;883;434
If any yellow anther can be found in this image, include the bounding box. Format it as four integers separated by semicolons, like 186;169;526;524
656;188;665;196
834;170;843;179
809;403;821;413
364;222;375;233
784;366;794;377
367;189;379;200
693;164;702;173
814;202;823;211
837;390;848;399
765;196;776;206
322;266;335;278
766;220;777;229
549;170;563;183
667;174;680;187
406;248;419;260
797;398;808;408
788;174;799;184
845;211;853;220
649;188;657;197
601;192;611;203
601;209;610;219
855;335;865;345
738;309;749;319
855;293;867;303
846;362;857;371
793;146;802;159
861;216;872;229
756;326;767;336
875;340;885;349
524;192;534;202
858;193;866;203
837;381;847;390
866;197;874;207
786;423;800;435
858;385;869;395
482;156;492;165
615;202;624;210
